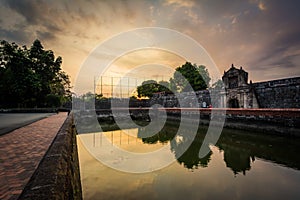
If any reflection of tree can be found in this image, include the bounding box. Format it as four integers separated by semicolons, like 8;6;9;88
215;131;257;176
170;128;212;170
139;122;213;170
139;124;177;144
218;143;254;175
139;120;300;173
177;140;212;169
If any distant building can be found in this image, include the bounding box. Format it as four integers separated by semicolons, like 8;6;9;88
222;64;258;108
150;64;300;108
222;64;300;108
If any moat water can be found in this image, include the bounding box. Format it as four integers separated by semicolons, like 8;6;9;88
77;121;300;200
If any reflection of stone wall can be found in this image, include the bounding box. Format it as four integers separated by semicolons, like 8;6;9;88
163;108;300;136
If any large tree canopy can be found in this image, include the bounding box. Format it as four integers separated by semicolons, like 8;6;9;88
137;80;171;98
136;62;211;98
170;62;210;92
0;39;71;108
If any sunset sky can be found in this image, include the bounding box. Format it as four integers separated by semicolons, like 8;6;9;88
1;0;300;90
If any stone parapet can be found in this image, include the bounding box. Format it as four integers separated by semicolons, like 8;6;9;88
253;77;300;108
19;113;82;200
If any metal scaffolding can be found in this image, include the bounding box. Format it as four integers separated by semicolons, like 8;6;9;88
94;76;168;98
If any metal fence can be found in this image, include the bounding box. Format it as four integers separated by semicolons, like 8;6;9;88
94;76;168;98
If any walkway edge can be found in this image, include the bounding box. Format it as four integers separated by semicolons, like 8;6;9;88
18;113;82;200
0;114;55;136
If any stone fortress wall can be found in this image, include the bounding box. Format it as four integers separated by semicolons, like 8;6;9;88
150;64;300;109
222;64;300;108
253;77;300;108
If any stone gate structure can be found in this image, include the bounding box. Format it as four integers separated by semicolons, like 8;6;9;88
149;64;300;108
222;64;300;108
222;64;259;108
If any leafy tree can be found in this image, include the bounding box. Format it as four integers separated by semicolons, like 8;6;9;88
0;39;71;108
211;79;224;89
29;40;63;106
157;80;170;92
136;62;211;97
137;80;171;98
137;80;158;98
45;94;61;108
0;40;40;107
170;62;210;92
50;71;72;105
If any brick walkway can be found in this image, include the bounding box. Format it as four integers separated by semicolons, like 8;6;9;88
0;112;67;200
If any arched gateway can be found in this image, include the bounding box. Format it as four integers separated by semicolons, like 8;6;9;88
222;64;259;108
228;98;240;108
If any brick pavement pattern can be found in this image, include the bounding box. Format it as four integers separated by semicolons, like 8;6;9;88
0;112;67;200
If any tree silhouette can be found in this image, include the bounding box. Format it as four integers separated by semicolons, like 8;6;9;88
137;80;171;98
170;62;210;92
0;39;71;108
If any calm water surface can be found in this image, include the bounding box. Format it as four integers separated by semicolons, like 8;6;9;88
77;122;300;200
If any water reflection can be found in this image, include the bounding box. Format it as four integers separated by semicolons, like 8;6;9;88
139;122;214;170
220;143;254;175
87;121;300;175
75;112;300;200
92;128;165;153
78;120;300;200
216;129;300;174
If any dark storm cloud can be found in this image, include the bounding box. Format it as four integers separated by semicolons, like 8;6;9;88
196;0;300;72
254;31;300;69
0;28;31;43
0;0;299;81
1;0;61;42
245;0;300;70
36;30;56;40
2;0;42;24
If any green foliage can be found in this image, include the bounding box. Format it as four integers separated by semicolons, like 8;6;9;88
0;39;71;108
170;62;210;92
137;80;158;98
136;62;211;97
211;79;224;89
137;80;171;98
45;94;61;108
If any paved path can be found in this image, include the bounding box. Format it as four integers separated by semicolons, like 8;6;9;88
0;113;54;136
0;112;68;200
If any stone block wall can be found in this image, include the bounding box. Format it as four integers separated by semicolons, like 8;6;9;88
19;113;82;200
162;108;300;136
223;108;300;136
253;77;300;108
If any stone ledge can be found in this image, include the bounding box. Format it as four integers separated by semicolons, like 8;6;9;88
19;113;82;200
